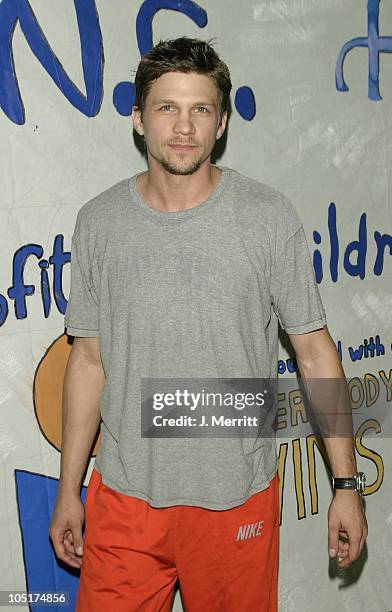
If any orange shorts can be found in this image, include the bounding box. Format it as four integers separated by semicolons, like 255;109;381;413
76;468;279;612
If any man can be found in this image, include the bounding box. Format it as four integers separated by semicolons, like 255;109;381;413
49;37;367;611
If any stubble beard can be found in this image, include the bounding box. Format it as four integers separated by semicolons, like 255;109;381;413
159;155;204;176
148;142;210;176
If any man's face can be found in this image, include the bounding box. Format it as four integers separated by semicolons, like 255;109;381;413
132;71;227;176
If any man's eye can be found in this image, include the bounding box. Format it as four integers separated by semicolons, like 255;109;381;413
159;105;173;111
195;106;208;113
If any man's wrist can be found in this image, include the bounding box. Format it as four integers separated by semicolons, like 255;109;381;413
333;487;360;496
58;478;82;496
331;472;366;494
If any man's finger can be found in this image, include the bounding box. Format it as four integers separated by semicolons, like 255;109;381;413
338;530;362;567
60;542;83;564
337;540;349;560
50;529;83;569
349;531;362;561
65;530;73;543
358;525;368;557
66;523;84;556
328;522;340;559
63;537;77;556
53;542;82;568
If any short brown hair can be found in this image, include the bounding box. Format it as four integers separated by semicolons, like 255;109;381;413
134;37;232;119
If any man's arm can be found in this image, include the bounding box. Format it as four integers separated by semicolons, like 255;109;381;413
288;325;368;569
49;336;105;569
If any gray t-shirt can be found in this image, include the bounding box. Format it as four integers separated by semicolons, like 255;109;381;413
64;166;327;510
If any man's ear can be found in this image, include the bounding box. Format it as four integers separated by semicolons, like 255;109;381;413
216;110;228;140
131;105;144;136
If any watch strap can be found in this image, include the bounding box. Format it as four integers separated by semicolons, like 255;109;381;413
333;478;357;489
331;472;366;493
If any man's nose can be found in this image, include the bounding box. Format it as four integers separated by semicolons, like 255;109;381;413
173;111;196;134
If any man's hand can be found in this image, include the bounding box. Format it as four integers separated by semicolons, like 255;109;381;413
328;490;368;569
49;492;85;569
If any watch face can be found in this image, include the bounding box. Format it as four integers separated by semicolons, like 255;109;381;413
356;472;366;491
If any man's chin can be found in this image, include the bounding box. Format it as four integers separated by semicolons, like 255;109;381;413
160;159;202;176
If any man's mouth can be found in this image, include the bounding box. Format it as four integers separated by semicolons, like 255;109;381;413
168;143;197;151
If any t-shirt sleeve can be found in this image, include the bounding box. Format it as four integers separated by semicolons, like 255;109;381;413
271;225;327;334
64;214;99;337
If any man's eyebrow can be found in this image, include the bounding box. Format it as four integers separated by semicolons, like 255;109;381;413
152;98;216;106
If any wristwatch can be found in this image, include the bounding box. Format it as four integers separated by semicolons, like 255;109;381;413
331;472;366;494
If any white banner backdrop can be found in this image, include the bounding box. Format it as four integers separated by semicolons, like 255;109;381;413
0;1;391;610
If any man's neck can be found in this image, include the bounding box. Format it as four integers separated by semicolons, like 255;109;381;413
135;161;221;213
